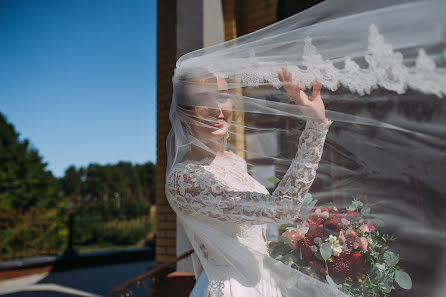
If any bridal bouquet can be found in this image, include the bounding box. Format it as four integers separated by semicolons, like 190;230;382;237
268;194;412;297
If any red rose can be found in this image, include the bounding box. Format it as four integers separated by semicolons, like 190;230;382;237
345;210;360;220
351;251;370;275
324;216;342;233
327;252;353;279
297;238;317;262
352;251;363;264
328;206;339;213
306;215;324;231
306;229;324;241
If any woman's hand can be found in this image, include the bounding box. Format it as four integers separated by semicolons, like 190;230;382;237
276;66;328;124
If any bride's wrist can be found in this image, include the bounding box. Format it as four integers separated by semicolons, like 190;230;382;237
305;116;332;131
319;117;328;125
312;116;327;125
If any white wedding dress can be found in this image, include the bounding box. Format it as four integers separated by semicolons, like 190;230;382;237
166;119;333;297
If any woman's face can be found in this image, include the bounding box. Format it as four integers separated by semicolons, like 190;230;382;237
190;76;233;140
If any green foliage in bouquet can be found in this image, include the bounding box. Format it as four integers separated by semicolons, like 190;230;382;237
268;193;412;297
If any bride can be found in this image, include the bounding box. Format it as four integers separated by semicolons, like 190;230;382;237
165;66;334;297
164;0;446;296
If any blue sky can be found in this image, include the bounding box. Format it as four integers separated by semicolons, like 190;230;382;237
0;0;157;177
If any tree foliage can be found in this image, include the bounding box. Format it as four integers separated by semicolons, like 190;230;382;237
60;161;156;206
0;113;62;210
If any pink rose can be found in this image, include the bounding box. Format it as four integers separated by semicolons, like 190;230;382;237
353;238;360;250
366;221;376;232
345;227;358;239
345;210;360;220
282;229;305;249
340;218;350;228
359;224;370;233
339;230;346;244
359;237;368;251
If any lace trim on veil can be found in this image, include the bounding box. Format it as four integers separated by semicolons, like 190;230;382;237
210;24;446;97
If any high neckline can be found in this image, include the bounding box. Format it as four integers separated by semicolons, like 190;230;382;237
180;150;236;165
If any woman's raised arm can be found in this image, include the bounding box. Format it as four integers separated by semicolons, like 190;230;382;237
165;118;332;225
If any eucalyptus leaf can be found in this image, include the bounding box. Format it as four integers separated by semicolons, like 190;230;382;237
274;254;283;260
370;218;385;228
283;254;297;267
298;194;315;222
384;251;399;265
304;192;313;201
314;237;322;245
326;274;338;289
298;226;309;234
360;206;371;215
269;244;287;258
382;284;392;293
300;213;310;222
374;263;385;278
310;200;318;208
348;199;363;211
266;176;281;184
395;270;412;289
279;236;293;246
316;253;325;261
268;245;280;258
280;223;297;230
320;242;332;261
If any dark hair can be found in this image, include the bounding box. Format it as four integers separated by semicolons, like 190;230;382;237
173;69;240;130
174;69;219;109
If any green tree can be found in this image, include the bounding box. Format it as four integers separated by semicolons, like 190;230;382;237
0;113;62;210
60;161;155;206
136;162;156;204
60;165;83;203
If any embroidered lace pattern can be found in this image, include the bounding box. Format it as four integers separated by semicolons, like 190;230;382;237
166;119;333;225
199;24;446;97
208;280;225;297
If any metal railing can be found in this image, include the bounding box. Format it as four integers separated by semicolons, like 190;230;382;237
108;249;195;297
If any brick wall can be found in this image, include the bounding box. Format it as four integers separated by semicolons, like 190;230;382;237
234;0;278;36
156;0;177;263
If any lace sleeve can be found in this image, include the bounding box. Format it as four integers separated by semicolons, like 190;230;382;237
166;119;333;225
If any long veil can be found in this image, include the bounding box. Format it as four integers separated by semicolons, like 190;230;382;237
165;0;446;296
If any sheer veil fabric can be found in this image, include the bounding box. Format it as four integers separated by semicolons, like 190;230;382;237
165;0;446;296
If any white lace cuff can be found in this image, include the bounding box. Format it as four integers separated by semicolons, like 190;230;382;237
305;119;333;131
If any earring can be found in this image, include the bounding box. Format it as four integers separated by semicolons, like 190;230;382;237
224;131;230;147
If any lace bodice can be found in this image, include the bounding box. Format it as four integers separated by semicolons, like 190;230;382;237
166;119;333;225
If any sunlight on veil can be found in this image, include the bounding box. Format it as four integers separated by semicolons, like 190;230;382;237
165;0;446;296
